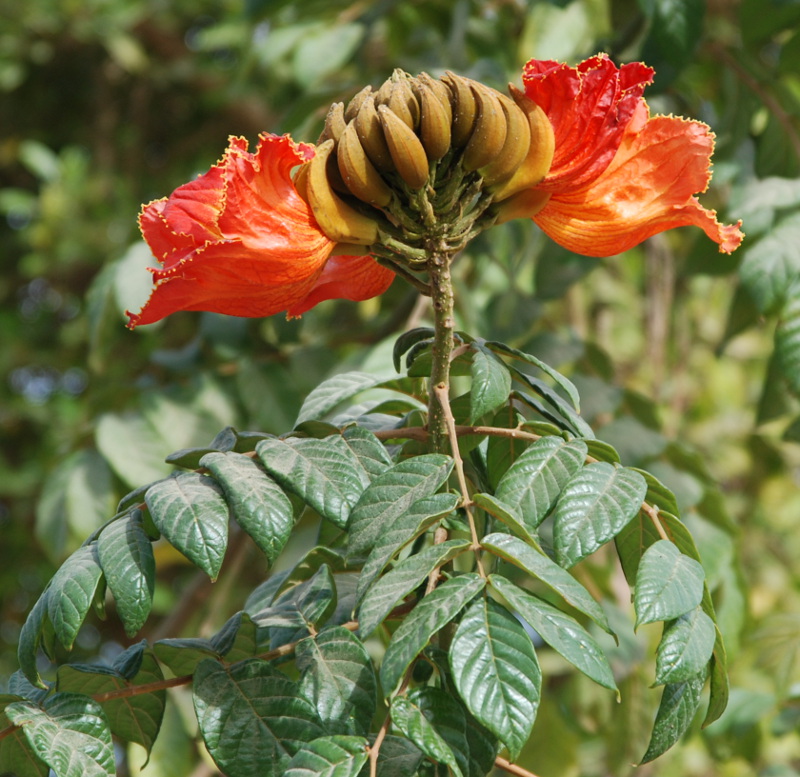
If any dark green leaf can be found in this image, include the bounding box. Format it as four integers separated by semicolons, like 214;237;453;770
346;454;454;560
495;436;588;530
357;539;471;639
0;708;48;777
470;346;512;423
296;627;377;736
553;463;647;568
210;611;259;663
145;472;229;580
284;735;369;777
635;540;705;628
640;671;707;763
704;626;729;727
200;451;293;562
485;406;528;490
449;597;540;760
490;575;617;693
481;532;612;634
485;340;581;410
390;694;464;777
407;687;473;776
393;328;435;372
362;734;423;777
6;693;114;777
18;589;52;687
341;426;394;480
632;468;681;517
355;493;460;603
655;607;716;685
97;511;154;636
776;292;800;393
296;372;385;425
47;545;104;651
153;638;220;676
193;658;324;777
56;642;165;754
257;436;367;529
269;565;338;648
473;493;541;547
380;574;485;696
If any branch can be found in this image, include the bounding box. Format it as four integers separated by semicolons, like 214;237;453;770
494;755;543;777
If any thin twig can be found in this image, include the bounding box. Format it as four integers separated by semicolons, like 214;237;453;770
494;755;543;777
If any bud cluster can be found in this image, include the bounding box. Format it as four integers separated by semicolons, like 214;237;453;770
295;69;555;263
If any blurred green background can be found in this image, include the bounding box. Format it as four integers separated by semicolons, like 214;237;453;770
2;0;800;774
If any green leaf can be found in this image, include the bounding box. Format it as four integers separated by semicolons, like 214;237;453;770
346;454;454;560
268;565;338;648
380;574;485;696
284;735;369;777
485;407;528;490
485;340;581;410
193;658;325;777
393;328;435;372
776;291;800;393
6;693;114;777
367;734;423;776
553;463;647;568
473;493;542;547
200;451;293;562
210;611;259;663
634;540;705;628
640;670;707;763
154;637;221;676
341;426;394;479
296;372;385;425
47;545;104;651
481;532;612;634
449;597;540;760
390;694;464;777
495;436;587;530
145;472;229;580
0;708;48;777
489;575;617;692
408;687;474;776
704;625;729;727
296;627;376;736
257;436;367;529
470;346;512;423
632;468;681;517
355;493;460;603
18;590;52;687
357;539;471;639
97;511;154;636
56;642;165;754
654;607;716;685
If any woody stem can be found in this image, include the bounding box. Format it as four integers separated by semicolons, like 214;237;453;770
427;240;456;455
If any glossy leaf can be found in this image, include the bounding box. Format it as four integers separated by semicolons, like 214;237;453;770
145;472;229;580
47;545;104;651
473;493;542;548
357;539;470;639
490;575;617;693
704;625;730;727
269;565;338;649
495;436;587;530
6;693;115;777
481;532;612;634
634;540;705;628
367;734;423;777
296;372;385;425
0;705;48;777
296;627;376;736
470;346;512;423
257;436;367;529
407;687;473;776
193;658;324;777
284;735;369;777
485;407;528;490
553;463;647;568
355;492;460;604
56;642;165;754
449;597;540;760
390;694;464;777
341;426;394;480
392;327;435;372
17;591;51;687
200;451;293;562
346;454;454;560
380;574;485;696
153;638;221;676
96;511;154;636
655;607;716;685
640;671;707;764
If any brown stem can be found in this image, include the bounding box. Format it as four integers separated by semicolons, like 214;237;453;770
494;755;543;777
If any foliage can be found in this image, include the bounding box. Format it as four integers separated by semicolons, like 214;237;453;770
3;0;800;776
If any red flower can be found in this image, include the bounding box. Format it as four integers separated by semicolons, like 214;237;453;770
514;54;743;256
127;134;393;328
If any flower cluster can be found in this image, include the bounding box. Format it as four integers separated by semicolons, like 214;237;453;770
128;55;743;328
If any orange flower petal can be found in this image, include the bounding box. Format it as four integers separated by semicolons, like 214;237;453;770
533;114;744;256
523;54;654;191
287;253;395;318
128;134;335;327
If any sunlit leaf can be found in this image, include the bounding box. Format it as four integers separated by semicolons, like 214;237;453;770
449;597;540;760
296;372;385;425
284;735;369;777
655;607;716;685
470;346;512;423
